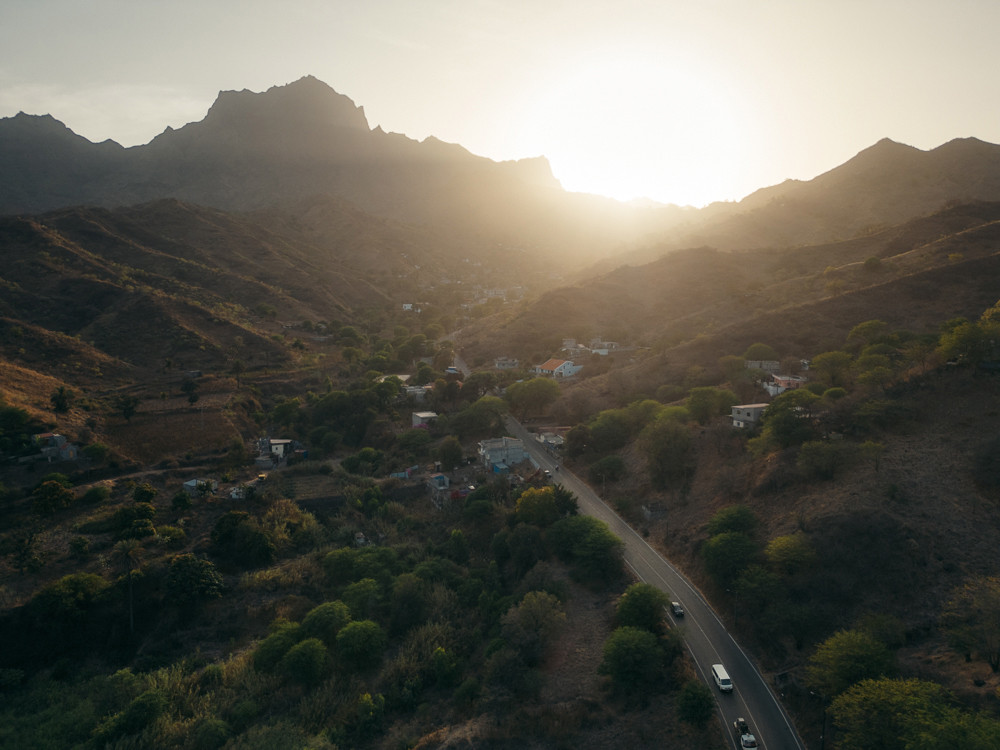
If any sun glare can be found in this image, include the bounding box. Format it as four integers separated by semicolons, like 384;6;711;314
520;57;746;207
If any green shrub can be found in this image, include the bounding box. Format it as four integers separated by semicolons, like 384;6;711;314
279;637;329;686
300;600;352;645
80;485;111;504
253;623;302;672
336;620;386;671
191;717;230;750
157;525;186;549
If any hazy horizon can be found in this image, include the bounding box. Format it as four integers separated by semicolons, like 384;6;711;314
3;0;999;207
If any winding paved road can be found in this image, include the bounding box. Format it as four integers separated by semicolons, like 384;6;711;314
504;415;806;750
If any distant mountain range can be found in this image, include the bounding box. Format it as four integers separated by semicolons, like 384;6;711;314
5;75;1000;399
7;75;1000;264
0;76;676;262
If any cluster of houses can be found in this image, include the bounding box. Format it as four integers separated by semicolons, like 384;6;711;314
24;433;80;464
731;358;810;429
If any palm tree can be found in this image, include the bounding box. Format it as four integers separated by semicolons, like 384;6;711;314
112;539;144;635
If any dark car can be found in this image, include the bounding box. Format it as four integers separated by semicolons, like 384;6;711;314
670;601;684;616
733;718;758;748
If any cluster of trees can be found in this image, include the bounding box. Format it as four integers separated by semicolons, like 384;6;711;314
804;603;1000;747
0;467;650;748
564;386;735;491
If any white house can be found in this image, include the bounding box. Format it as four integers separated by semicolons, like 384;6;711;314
412;411;438;428
478;437;528;470
533;358;583;378
732;403;768;429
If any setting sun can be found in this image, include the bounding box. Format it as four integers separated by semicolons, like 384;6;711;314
514;55;750;206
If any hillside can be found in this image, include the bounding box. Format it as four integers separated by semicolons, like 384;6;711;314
457;201;1000;376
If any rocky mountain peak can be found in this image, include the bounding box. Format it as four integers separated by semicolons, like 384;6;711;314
202;75;370;134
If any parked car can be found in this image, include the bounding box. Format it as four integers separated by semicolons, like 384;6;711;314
670;601;684;616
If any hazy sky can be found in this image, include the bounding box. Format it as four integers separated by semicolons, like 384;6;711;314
2;0;999;207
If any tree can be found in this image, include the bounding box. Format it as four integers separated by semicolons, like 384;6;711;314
807;629;896;697
765;533;816;575
210;511;275;569
81;442;110;464
937;320;999;366
388;573;426;635
437;435;463;471
811;351;853;387
588;455;626;484
343;577;383;620
758;388;820;449
116;395;141;423
501;590;566;665
707;504;758;537
461;371;498;400
685;386;738;425
515;486;560;527
615;582;669;633
230;358;245;386
677;680;715;728
30;573;110;628
270;396;301;429
301;600;352;645
797;440;858;480
829;678;950;750
564;423;592;457
599;626;666;692
132;482;158;504
31;479;75;515
638;417;694;489
253;621;301;671
451;395;506;438
50;386;73;413
702;531;758;586
548;515;623;584
943;575;1000;671
112;539;144;635
589;409;633;452
506;377;561;420
279;637;329;686
165;554;224;608
336;620;387;671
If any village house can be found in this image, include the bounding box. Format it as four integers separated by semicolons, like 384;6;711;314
30;433;80;463
412;411;438;428
532;358;583;378
764;373;809;397
494;356;520;370
745;359;781;373
183;478;218;497
732;403;768;429
478;436;528;472
589;338;620;356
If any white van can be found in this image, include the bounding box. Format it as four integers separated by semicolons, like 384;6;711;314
711;663;733;692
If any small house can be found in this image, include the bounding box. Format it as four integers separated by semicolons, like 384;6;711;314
183;478;218;497
494;356;520;370
412;411;438;428
478;436;528;469
532;358;583;378
764;374;808;397
732;404;768;429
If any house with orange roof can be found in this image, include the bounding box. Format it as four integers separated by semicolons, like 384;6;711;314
532;358;583;378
